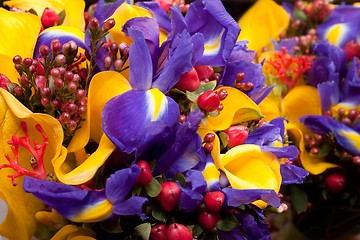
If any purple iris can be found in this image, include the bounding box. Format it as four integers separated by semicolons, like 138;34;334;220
23;164;148;221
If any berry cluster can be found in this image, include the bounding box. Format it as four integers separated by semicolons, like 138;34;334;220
11;38;87;145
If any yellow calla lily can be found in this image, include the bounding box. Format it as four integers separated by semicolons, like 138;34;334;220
197;128;281;208
4;0;85;30
238;0;290;54
55;71;131;185
202;87;264;131
50;224;96;240
281;85;338;174
0;88;64;239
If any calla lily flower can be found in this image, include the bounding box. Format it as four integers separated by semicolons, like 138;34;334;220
0;88;64;239
317;5;360;47
4;0;86;30
23;164;148;223
238;0;290;54
50;224;96;240
198;128;282;208
0;8;41;82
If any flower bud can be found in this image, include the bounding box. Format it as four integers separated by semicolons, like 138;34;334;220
224;125;249;148
197;90;220;112
102;18;115;32
41;8;59;28
89;17;99;30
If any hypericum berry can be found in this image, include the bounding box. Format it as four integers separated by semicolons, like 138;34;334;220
89;17;99;30
197;209;220;231
175;68;200;92
114;59;124;72
51;39;62;54
136;160;152;185
0;74;11;91
203;142;213;153
217;89;228;100
236;72;245;82
204;191;225;212
194;65;214;81
13;55;22;64
55;54;66;67
150;224;168;240
211;73;221;82
66;120;77;131
14;86;24;96
157;182;181;211
102;18;116;32
67;82;77;93
41;8;59;28
167;223;192;240
23;58;33;68
204;133;215;143
223;125;248;148
197;90;220;112
325;173;346;193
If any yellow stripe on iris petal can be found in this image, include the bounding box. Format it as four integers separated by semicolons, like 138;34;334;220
202;162;221;187
70;199;113;223
41;25;85;42
339;130;360;150
147;88;167;121
324;23;348;46
204;29;224;56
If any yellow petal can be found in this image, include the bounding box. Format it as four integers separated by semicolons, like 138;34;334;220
281;85;322;133
35;209;67;230
258;95;281;122
50;224;96;240
0;54;20;84
55;134;116;185
203;87;263;131
286;123;337;175
0;8;41;59
108;2;153;46
197;128;221;166
0;89;63;239
219;144;281;191
238;0;290;54
62;0;85;30
67;71;131;152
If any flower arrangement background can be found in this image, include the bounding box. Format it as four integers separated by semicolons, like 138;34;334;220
0;0;358;240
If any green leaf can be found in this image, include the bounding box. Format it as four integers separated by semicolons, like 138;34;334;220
290;185;308;213
145;177;162;197
100;218;123;233
57;10;66;26
152;205;169;223
173;173;186;187
293;8;308;22
219;132;228;148
194;81;217;95
135;223;151;240
132;184;142;196
208;110;220;117
28;8;38;16
192;225;204;237
186;91;200;102
190;103;199;112
216;214;239;231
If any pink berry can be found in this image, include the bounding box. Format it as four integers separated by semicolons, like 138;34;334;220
157;182;181;211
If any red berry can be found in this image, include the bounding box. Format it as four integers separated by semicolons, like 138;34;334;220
194;65;214;80
325;173;346;193
174;68;200;92
136;160;152;185
150;223;168;240
197;90;220;112
157;182;181;211
41;8;59;28
204;191;225;212
223;125;248;148
197;209;220;231
344;40;360;62
167;223;192;240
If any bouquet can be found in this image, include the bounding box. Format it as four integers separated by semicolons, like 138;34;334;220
237;0;360;239
0;0;310;239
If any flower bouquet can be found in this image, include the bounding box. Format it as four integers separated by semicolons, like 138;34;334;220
237;0;360;239
0;0;310;239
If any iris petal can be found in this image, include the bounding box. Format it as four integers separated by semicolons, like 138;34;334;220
23;177;112;223
102;89;179;154
34;26;86;59
128;28;153;91
223;188;280;207
280;164;309;184
112;196;148;219
185;0;240;65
